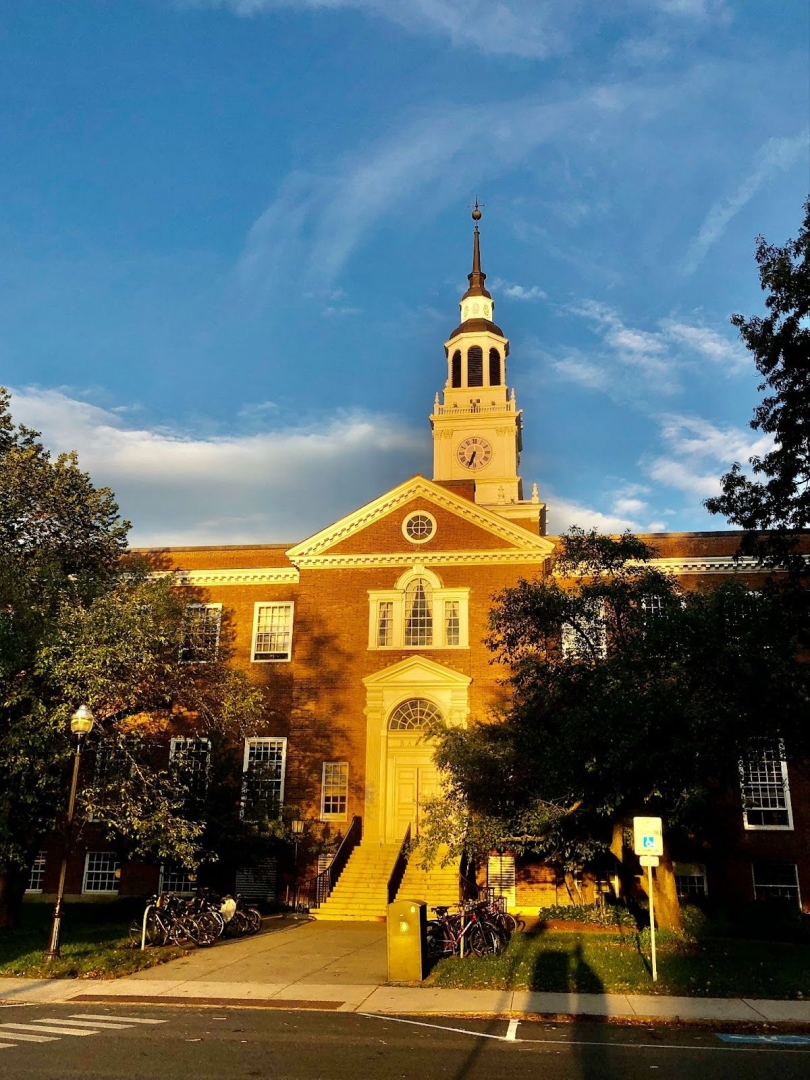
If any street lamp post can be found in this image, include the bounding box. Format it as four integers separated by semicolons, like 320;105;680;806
44;705;95;961
291;818;305;913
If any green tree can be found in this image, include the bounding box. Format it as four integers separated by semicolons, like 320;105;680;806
423;529;810;930
0;390;264;927
705;197;810;569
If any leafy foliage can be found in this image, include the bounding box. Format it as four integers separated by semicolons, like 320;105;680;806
705;197;810;569
0;389;265;921
425;528;810;877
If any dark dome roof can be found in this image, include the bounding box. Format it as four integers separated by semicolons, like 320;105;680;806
447;318;506;341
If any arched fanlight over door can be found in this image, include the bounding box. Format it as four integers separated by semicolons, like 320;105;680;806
388;698;443;731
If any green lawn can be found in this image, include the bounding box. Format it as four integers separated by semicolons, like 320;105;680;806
427;930;810;1000
0;902;187;979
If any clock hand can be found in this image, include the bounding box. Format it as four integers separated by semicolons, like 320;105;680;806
468;450;477;466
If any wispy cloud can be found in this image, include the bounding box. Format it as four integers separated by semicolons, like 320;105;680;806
240;77;690;293
550;302;749;401
682;131;809;273
491;278;547;302
645;413;772;501
192;1;572;59
10;387;428;546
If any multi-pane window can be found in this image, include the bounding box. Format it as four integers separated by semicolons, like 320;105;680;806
562;600;607;659
404;578;433;646
368;574;468;650
752;863;801;906
83;851;120;893
740;741;792;829
26;851;47;893
160;863;196;896
377;601;393;647
252;603;294;662
389;698;443;731
640;594;665;618
241;737;287;820
321;762;349;820
180;604;222;663
444;600;460;646
674;863;708;899
170;737;212;802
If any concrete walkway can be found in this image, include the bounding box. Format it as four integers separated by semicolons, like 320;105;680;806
1;919;808;1024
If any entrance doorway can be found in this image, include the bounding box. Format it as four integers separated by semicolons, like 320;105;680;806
390;759;440;842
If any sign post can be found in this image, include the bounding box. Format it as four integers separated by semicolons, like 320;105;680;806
633;816;663;982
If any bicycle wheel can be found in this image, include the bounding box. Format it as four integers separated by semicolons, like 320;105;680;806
225;910;249;937
168;915;197;948
500;912;518;934
466;922;490;957
426;921;449;957
243;907;262;935
194;911;224;947
131;911;166;947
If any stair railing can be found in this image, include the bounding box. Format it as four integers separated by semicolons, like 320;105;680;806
387;823;412;905
299;815;362;911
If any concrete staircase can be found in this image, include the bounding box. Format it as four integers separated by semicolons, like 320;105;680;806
311;841;402;921
396;845;461;912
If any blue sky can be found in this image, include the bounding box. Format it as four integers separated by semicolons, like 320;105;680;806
1;0;808;545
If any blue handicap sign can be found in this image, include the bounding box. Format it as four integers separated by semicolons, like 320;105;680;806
717;1034;810;1045
642;836;655;849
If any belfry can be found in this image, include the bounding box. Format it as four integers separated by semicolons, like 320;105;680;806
430;200;545;533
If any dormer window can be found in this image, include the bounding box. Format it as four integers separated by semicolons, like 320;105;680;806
368;568;469;650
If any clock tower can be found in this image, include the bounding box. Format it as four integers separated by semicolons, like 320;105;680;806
430;202;545;534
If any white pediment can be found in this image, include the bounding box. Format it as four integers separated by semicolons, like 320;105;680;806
286;474;554;564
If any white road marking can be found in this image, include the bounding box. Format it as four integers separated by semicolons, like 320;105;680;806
359;1017;810;1056
359;1014;519;1042
505;1019;519;1041
0;1043;17;1049
37;1018;132;1030
72;1014;166;1025
0;1023;98;1036
0;1031;58;1043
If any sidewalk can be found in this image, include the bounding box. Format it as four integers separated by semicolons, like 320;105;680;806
1;919;807;1024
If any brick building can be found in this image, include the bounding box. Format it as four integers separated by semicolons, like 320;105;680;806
27;209;809;917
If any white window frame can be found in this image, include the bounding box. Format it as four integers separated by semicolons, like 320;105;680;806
740;740;793;831
241;737;287;820
673;862;708;899
562;598;607;659
26;850;47;893
159;863;197;896
751;863;801;907
251;602;294;663
368;567;469;650
82;851;120;894
180;603;222;664
169;736;212;800
402;511;437;545
320;761;349;821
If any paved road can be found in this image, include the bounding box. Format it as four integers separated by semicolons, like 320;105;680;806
0;1002;808;1079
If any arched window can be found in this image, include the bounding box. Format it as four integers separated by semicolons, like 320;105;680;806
451;350;462;388
489;348;501;386
467;346;483;387
389;698;443;731
404;578;433;646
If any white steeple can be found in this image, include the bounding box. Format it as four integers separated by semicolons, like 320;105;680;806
429;201;545;535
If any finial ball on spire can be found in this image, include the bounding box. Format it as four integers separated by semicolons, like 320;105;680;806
471;195;482;222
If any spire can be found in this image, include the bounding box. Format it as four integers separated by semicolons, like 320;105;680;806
462;197;491;301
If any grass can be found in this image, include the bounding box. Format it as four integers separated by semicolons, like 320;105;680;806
0;902;187;979
427;929;810;1000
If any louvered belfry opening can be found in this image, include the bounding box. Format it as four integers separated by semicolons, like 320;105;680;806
467;345;483;387
451;350;462;388
489;348;501;386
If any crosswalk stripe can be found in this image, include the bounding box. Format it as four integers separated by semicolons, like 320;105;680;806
36;1018;132;1030
0;1030;60;1043
72;1014;166;1025
0;1043;17;1049
0;1023;98;1036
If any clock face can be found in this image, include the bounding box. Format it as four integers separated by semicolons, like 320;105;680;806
457;436;493;471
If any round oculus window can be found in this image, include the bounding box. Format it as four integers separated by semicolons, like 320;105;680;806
402;512;436;544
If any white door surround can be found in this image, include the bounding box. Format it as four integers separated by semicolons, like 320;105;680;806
362;655;471;844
